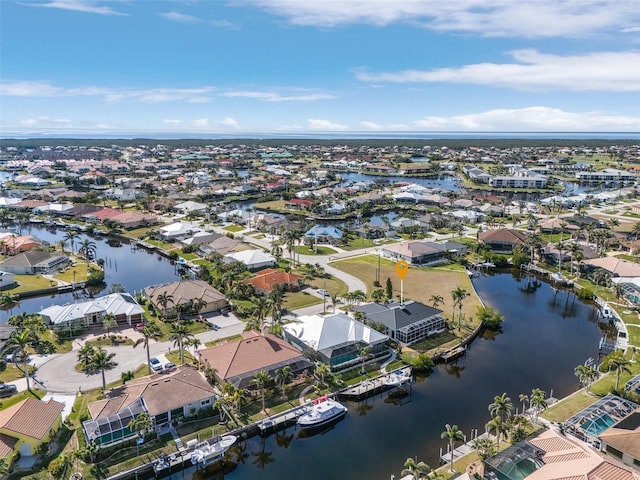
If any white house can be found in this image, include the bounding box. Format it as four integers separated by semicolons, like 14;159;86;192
0;271;15;290
225;249;275;270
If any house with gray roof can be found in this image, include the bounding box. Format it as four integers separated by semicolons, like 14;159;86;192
39;292;144;328
382;240;449;266
283;312;388;370
355;300;446;345
0;251;71;275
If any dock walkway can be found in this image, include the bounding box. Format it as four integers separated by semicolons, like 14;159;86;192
339;365;412;400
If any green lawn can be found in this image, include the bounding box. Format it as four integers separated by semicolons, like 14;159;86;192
121;226;158;239
144;238;175;250
293;245;337;255
178;251;199;261
54;266;90;283
332;254;479;323
223;224;245;233
308;276;349;297
342;237;376;251
541;390;599;423
627;325;640;346
8;274;54;293
283;291;323;310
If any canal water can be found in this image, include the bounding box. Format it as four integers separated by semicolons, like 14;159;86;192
156;269;606;480
0;225;181;322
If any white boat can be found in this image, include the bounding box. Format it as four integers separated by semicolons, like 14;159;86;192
190;434;237;468
383;369;412;387
297;397;347;429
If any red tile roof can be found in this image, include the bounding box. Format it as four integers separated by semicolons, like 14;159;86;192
244;268;302;292
0;398;64;440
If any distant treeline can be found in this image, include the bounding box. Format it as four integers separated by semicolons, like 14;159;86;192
1;137;638;150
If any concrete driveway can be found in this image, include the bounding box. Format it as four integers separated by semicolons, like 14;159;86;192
23;320;245;394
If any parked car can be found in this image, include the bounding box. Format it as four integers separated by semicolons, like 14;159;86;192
150;357;163;372
0;383;17;398
4;350;23;363
164;362;176;371
317;289;329;297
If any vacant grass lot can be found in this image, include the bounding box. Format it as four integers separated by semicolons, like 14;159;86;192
8;274;54;293
332;254;480;320
293;245;337;255
283;291;323;310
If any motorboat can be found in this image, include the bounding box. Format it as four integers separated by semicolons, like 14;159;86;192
383;369;412;387
190;435;237;468
297;396;347;430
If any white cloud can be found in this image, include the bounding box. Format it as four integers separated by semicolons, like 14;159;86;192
307;118;349;131
30;0;128;16
163;119;182;124
360;121;384;130
238;0;640;38
0;81;216;103
356;50;640;92
219;117;240;129
193;118;209;128
160;11;203;23
408;106;640;131
20;116;71;126
223;90;334;102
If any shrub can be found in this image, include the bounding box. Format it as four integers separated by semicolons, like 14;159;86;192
413;353;434;372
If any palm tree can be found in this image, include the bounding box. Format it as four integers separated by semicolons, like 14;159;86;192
169;322;193;364
191;297;207;317
401;457;431;480
252;370;271;412
155;292;174;318
314;363;331;386
359;345;371;374
486;416;509;451
574;364;599;393
275;365;292;398
102;313;117;337
529;388;548;423
4;328;36;390
231;387;249;416
64;230;79;254
271;242;283;264
128;412;152;455
441;423;464;473
608;356;632;392
133;322;162;375
472;437;497;463
78;238;97;267
91;347;118;392
489;392;514;423
451;287;469;331
518;394;529;414
268;285;286;324
186;337;202;358
0;293;20;313
82;441;99;464
429;294;444;309
253;296;270;332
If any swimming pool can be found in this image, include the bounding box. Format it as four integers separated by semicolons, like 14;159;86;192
580;413;616;436
495;458;538;480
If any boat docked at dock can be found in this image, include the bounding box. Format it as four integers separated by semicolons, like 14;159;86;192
383;368;412;387
190;435;237;469
297;396;347;430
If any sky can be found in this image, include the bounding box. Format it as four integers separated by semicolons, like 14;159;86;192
1;0;640;137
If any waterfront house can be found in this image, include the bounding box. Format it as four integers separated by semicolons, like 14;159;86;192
244;268;302;295
145;280;228;317
83;365;216;447
598;407;640;470
382;240;449;266
477;228;529;253
39;292;145;328
157;221;202;239
282;312;388;370
355;300;446;345
304;225;344;244
581;257;640;279
0;271;15;290
0;251;71;275
109;211;157;229
0;398;64;461
0;234;41;255
200;236;247;256
225;249;276;271
198;331;312;388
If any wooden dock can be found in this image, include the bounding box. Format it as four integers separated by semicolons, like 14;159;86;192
439;345;467;363
338;365;412;401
